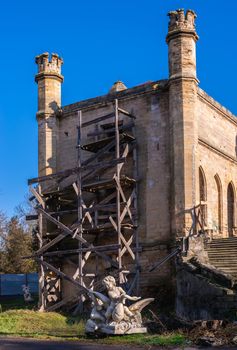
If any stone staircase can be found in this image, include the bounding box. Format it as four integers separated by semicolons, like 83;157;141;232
205;237;237;279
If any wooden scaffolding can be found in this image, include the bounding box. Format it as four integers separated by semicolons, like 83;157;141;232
27;99;140;312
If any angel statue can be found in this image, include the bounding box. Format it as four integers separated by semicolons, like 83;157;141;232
85;275;154;334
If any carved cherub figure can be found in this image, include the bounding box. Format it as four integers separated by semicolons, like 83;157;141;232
102;275;140;323
85;275;154;334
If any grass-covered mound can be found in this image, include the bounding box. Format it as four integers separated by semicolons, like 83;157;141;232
0;309;186;345
0;310;84;339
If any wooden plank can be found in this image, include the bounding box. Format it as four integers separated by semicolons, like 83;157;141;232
37;207;87;244
30;187;45;207
26;214;38;221
40;244;121;257
37;184;46;311
120;235;134;259
28;157;124;185
36;259;89;292
82;139;116;167
87;121;135;137
82;112;114;128
120;189;135;223
118;144;129;173
115;99;123;284
127;271;138;295
46;295;79;312
118;107;136;119
77;110;83;295
114;176;133;222
85;202;125;214
35;232;70;256
35;209;119;268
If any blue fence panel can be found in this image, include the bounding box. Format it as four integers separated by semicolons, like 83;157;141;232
27;273;38;294
0;273;38;296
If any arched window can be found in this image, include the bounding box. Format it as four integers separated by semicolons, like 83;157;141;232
199;167;207;226
214;174;223;233
227;182;235;236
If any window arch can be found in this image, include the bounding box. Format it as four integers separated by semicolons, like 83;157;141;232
199;167;207;226
227;182;235;236
214;174;223;233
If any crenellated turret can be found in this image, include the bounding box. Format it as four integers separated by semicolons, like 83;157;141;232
166;9;198;81
35;52;63;77
167;9;197;34
35;52;64;176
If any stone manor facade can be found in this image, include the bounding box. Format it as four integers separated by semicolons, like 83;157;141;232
31;9;237;317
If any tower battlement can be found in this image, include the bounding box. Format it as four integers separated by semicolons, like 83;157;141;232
35;52;63;79
167;9;197;36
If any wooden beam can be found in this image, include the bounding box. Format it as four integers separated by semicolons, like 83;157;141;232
36;259;88;292
114;176;133;222
28;157;125;185
82;112;114;128
35;208;119;268
40;244;121;257
37;207;87;244
87;121;135;137
118;107;136;119
46;295;79;312
29;187;45;207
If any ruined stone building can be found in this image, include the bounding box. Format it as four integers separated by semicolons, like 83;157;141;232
29;9;237;319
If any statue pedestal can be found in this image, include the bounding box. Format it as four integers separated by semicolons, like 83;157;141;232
100;322;147;335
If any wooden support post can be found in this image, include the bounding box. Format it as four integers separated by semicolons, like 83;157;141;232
132;121;140;295
77;110;84;312
115;99;123;284
38;184;46;311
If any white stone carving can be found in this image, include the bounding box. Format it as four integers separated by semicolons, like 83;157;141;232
85;275;154;334
22;284;33;302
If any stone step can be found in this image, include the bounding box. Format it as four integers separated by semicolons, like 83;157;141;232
207;246;237;250
205;238;237;280
208;254;237;258
207;243;237;247
207;252;237;255
211;237;237;241
209;264;237;269
208;256;237;260
212;268;237;273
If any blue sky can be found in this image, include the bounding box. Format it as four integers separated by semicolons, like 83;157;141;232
0;0;237;217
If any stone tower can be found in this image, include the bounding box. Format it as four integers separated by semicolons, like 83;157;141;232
167;9;199;237
35;53;63;176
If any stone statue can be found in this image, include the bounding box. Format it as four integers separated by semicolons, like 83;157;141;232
85;275;154;334
22;284;33;302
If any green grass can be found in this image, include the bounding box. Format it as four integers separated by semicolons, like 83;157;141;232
0;296;38;312
0;309;186;345
96;333;186;346
0;297;186;346
0;310;84;339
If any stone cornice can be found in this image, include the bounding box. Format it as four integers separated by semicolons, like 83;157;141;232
198;88;237;126
166;29;199;43
35;72;64;83
198;137;237;165
168;75;199;85
60;80;168;116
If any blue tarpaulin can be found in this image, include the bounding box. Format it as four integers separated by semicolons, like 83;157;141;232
0;273;38;296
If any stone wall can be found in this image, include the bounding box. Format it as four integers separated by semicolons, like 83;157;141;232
197;89;237;236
